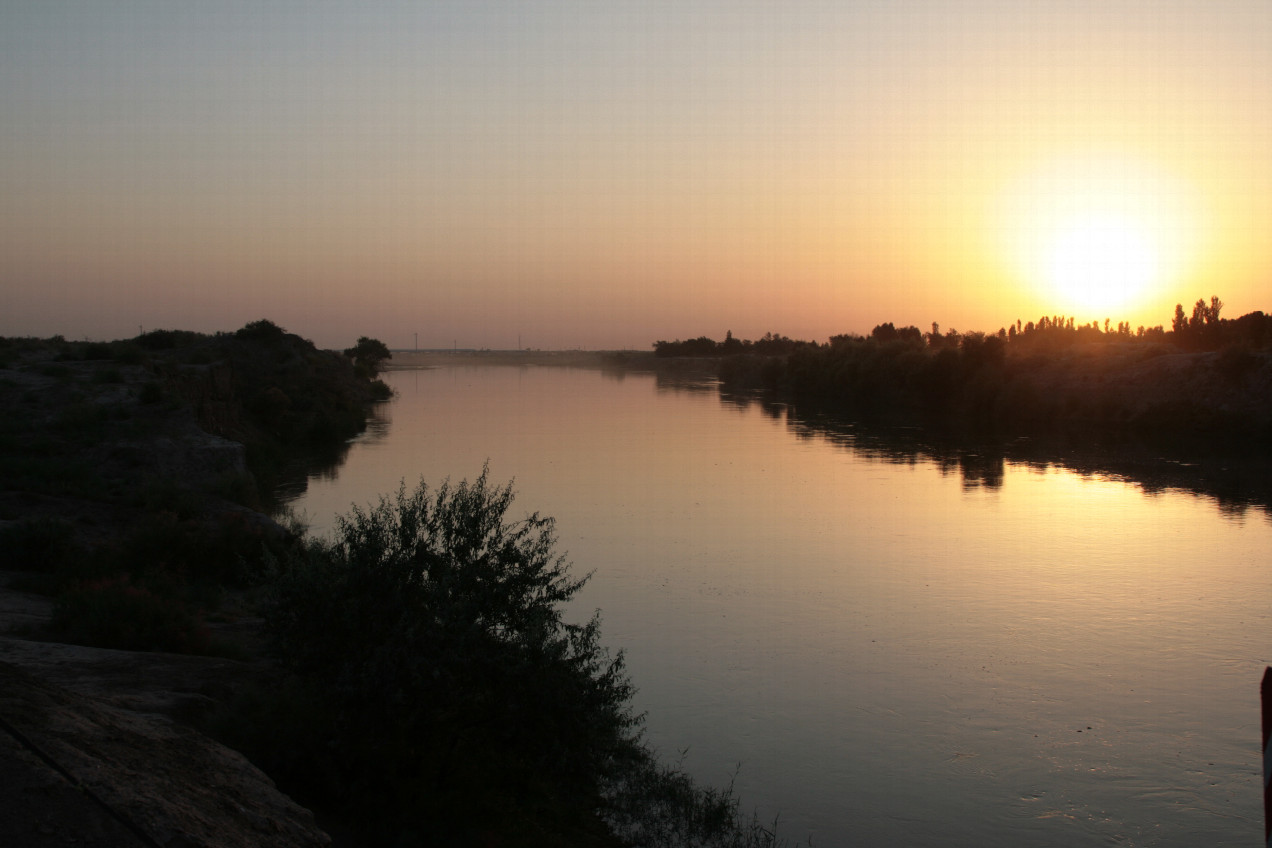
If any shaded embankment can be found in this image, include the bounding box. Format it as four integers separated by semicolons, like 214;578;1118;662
0;321;390;847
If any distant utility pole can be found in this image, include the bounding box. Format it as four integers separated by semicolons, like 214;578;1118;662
414;332;418;351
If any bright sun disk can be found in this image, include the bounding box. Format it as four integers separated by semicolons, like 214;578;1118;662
998;155;1197;321
1042;213;1159;313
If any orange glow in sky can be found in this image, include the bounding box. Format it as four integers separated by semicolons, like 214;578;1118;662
2;2;1270;349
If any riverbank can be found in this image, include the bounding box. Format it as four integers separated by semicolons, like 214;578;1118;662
385;348;725;375
0;328;777;847
0;322;391;847
386;349;642;368
719;341;1272;443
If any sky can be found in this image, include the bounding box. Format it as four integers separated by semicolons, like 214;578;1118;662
2;1;1270;351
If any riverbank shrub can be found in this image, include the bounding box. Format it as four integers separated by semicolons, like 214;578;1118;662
264;467;641;841
255;468;789;845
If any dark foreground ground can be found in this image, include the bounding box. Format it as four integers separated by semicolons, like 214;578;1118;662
0;327;385;847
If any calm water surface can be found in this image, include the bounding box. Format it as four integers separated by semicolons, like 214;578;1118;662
287;365;1272;847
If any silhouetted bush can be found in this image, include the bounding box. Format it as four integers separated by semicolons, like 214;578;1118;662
135;329;203;351
264;468;640;840
255;469;785;845
343;335;392;378
234;318;288;343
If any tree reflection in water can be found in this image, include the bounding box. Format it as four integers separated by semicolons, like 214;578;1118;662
719;389;1272;518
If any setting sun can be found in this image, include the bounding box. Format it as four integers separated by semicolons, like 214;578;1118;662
998;154;1198;322
1041;212;1159;313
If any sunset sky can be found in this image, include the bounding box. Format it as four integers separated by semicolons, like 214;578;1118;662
3;1;1270;350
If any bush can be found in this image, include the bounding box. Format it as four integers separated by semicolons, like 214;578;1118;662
249;469;791;845
265;468;642;840
343;336;392;378
234;319;288;343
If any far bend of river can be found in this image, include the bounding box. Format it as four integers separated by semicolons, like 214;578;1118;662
285;365;1272;847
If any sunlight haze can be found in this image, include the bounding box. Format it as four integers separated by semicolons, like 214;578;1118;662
2;1;1269;349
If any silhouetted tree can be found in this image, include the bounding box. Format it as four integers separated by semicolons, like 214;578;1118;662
344;336;392;377
871;322;898;343
236;319;289;343
1232;311;1272;348
1173;303;1189;337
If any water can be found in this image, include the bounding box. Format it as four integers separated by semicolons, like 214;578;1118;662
286;365;1272;846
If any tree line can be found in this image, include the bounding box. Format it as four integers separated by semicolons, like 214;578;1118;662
654;297;1272;358
655;297;1272;441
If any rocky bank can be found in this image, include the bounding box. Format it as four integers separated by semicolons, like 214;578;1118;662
0;324;389;847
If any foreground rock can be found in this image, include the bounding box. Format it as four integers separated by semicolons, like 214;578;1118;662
0;659;330;848
0;577;327;847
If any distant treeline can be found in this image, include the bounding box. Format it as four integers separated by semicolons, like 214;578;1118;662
653;297;1272;358
653;330;817;358
656;298;1272;441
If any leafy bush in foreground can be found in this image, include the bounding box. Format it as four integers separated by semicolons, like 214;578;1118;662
260;469;789;846
266;468;641;841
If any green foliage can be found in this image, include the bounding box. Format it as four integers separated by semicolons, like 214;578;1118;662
265;468;642;840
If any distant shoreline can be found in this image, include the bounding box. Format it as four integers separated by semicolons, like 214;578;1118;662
386;349;668;369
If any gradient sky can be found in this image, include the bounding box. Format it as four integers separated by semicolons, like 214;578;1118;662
3;1;1270;350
